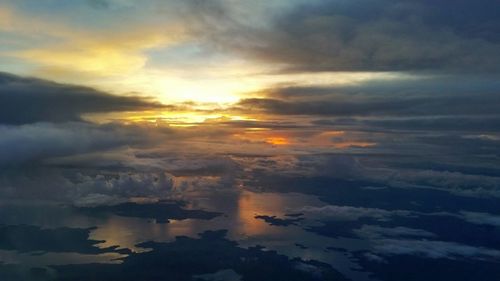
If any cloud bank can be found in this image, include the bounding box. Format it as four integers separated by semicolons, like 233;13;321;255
0;72;163;125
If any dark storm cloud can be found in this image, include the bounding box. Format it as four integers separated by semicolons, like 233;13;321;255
0;72;164;125
212;0;500;72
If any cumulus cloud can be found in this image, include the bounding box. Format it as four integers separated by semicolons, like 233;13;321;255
0;140;246;204
0;72;164;125
0;168;174;204
71;171;174;204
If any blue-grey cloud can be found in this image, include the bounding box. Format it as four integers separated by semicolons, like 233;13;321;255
236;76;500;119
0;72;165;125
211;0;500;72
372;239;500;260
460;211;500;227
0;122;151;166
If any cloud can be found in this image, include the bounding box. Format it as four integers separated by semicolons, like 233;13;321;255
213;0;500;72
364;116;500;133
0;138;244;203
372;239;500;260
71;171;174;201
0;3;187;77
4;0;500;78
73;193;126;207
297;205;411;221
383;168;500;198
234;76;500;118
348;216;500;262
0;122;152;165
353;222;500;261
0;168;174;204
0;72;164;125
353;225;436;240
460;211;500;227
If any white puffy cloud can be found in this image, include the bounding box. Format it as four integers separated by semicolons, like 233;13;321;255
0;168;174;205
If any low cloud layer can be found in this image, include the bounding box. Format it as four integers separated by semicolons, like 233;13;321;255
297;205;410;221
236;76;500;119
0;72;164;125
0;122;155;166
0;168;174;204
372;239;500;260
0;2;499;279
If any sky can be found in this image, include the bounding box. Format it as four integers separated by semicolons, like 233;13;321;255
1;1;500;281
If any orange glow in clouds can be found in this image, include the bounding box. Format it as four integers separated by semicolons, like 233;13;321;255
265;137;290;145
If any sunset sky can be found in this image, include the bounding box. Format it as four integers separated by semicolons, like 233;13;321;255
1;1;500;281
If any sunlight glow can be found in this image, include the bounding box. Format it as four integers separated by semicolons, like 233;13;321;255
265;137;290;145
